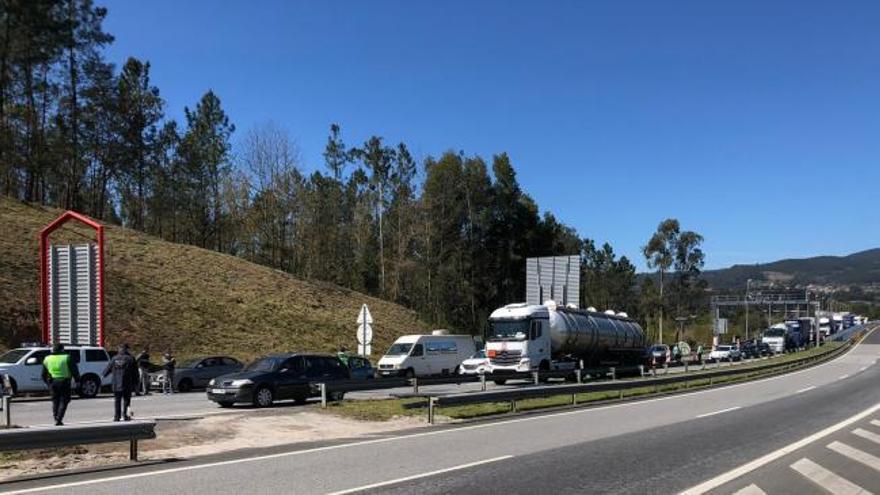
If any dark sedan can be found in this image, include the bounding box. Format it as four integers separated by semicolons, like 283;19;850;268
150;356;243;392
207;353;350;408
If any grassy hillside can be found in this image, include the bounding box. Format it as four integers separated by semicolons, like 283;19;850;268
701;249;880;290
0;197;428;360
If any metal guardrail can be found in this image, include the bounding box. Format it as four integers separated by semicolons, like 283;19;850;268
0;420;156;460
419;340;854;423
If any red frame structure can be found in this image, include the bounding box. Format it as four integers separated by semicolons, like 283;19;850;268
39;211;105;347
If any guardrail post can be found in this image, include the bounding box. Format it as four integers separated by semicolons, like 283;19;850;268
651;366;656;377
511;399;517;413
571;392;577;405
2;396;9;427
428;397;435;424
639;365;645;377
684;361;689;373
480;373;487;391
130;438;138;461
320;383;327;409
532;371;539;385
663;363;668;375
575;369;582;384
610;367;616;381
413;377;419;394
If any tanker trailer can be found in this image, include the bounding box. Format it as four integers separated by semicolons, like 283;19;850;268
485;300;646;383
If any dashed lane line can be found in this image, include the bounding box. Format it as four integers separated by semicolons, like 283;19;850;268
696;406;741;418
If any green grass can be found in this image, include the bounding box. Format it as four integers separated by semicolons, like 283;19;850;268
0;198;429;360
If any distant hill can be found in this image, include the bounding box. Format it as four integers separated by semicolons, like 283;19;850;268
0;197;427;359
701;249;880;290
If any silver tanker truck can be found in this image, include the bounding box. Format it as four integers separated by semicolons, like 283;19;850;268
485;300;646;384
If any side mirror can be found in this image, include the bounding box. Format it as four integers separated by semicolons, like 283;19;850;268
25;357;38;365
515;332;526;341
279;368;289;374
196;364;205;369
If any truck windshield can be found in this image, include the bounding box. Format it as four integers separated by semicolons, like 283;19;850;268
386;343;413;355
487;320;528;341
764;329;785;337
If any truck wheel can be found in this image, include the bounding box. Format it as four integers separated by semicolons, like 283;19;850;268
493;379;507;385
78;375;100;398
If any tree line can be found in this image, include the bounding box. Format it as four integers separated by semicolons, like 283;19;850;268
0;1;708;342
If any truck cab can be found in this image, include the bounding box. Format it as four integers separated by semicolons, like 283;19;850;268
485;304;551;375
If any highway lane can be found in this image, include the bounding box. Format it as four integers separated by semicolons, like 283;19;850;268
9;355;764;427
2;327;876;494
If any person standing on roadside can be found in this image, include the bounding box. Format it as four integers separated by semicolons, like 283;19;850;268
162;350;176;394
337;346;350;367
696;344;704;364
41;343;80;426
135;346;151;396
103;344;138;421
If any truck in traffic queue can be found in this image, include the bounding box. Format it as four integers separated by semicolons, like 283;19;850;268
761;324;788;354
484;300;646;384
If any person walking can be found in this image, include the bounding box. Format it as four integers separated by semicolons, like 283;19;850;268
41;343;80;426
162;350;176;394
696;344;704;365
103;344;138;421
135;346;151;396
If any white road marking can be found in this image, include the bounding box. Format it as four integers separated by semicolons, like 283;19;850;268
790;458;872;495
325;455;513;494
871;420;880;428
796;386;816;394
680;402;880;494
861;366;868;371
840;374;851;380
732;484;767;495
7;331;876;495
696;406;741;418
828;441;880;471
853;428;880;445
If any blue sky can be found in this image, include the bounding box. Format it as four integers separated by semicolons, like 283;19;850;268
101;0;880;271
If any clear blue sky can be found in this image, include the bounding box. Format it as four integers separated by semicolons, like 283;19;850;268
101;0;880;271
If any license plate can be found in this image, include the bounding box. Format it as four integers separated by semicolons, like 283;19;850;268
211;388;226;394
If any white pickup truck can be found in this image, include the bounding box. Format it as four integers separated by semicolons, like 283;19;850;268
0;345;111;397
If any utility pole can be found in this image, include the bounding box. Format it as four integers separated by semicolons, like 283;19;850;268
745;279;751;341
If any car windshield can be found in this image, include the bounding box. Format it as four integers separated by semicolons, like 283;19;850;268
470;350;486;359
180;359;202;368
0;349;29;364
245;357;283;372
651;346;667;352
487;319;528;341
386;343;413;355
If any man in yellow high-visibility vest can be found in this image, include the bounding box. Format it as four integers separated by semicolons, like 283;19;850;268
41;343;80;426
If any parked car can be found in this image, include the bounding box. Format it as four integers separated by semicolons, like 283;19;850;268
207;353;350;408
347;355;375;380
647;344;670;367
0;345;110;398
151;355;243;392
739;340;772;359
709;345;742;362
458;350;489;375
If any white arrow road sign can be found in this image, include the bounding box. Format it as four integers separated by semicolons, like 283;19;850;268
357;304;373;355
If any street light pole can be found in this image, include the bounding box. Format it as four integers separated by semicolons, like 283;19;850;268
745;279;751;342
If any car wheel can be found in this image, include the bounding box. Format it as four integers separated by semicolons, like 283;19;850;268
78;375;100;399
7;377;17;397
293;394;308;405
453;365;460;375
253;386;274;407
404;368;415;379
177;378;193;393
493;379;507;385
217;401;234;408
330;391;345;401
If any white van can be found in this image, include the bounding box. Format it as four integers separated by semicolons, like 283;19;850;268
377;331;477;378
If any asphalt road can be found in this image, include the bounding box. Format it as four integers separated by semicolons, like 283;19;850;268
9;354;763;427
2;326;877;494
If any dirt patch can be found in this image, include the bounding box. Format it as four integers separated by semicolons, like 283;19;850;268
0;410;425;481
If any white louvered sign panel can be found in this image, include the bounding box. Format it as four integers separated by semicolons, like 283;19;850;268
526;255;580;308
48;244;99;345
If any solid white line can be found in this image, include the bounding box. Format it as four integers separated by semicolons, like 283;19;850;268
679;402;880;494
732;484;767;495
840;374;851;380
853;428;880;445
796;386;816;394
861;366;868;371
790;458;871;495
325;455;513;494
8;331;875;495
696;406;741;418
828;441;880;471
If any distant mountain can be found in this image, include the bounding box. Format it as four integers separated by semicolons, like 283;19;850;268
700;249;880;291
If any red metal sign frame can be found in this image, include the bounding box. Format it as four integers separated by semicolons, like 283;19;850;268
39;211;105;347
